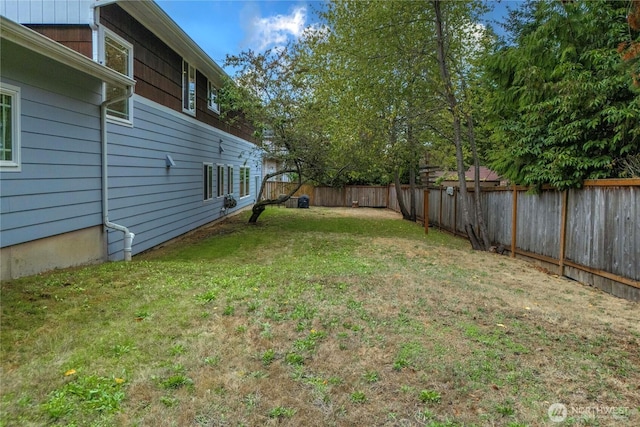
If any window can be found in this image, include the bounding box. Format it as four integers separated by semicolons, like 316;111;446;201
227;165;234;194
101;28;133;123
217;164;225;197
0;83;20;172
207;80;219;114
203;163;213;201
183;60;196;115
240;166;250;197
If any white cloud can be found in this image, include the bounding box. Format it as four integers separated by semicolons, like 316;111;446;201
241;4;308;51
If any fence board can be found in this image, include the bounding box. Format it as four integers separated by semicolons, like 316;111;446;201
517;191;562;260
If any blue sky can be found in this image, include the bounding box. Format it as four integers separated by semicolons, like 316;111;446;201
155;0;518;75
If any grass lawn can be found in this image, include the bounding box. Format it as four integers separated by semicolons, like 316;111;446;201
1;207;638;427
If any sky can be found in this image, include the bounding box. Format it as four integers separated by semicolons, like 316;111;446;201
155;0;518;76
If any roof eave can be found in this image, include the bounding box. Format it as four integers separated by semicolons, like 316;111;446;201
0;16;135;89
116;0;228;82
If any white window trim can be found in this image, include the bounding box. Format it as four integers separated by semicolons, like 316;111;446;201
99;26;134;126
0;82;21;172
207;80;220;114
183;60;196;116
203;162;214;202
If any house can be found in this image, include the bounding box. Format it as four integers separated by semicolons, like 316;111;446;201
0;0;262;280
431;166;504;187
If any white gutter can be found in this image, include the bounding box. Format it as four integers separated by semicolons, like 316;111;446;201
101;89;135;261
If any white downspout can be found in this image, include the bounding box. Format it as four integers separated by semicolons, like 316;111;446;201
101;88;135;261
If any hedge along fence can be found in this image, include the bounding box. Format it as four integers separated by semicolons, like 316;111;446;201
265;179;640;301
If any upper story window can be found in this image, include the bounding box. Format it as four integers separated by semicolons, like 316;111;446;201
101;28;133;124
207;80;220;114
183;61;196;115
0;83;21;172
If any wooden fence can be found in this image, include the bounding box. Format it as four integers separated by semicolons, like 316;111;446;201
419;181;639;301
263;182;388;208
265;179;640;301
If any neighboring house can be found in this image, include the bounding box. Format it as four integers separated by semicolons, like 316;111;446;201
0;0;262;280
260;131;291;184
432;166;504;187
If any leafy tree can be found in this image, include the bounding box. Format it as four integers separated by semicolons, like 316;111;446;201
223;46;343;223
482;0;640;189
305;0;491;248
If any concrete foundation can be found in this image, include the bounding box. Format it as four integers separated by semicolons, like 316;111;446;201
0;226;106;280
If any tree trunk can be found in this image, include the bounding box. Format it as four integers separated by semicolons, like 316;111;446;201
433;0;483;250
408;121;417;221
394;170;412;220
466;112;491;250
249;168;302;224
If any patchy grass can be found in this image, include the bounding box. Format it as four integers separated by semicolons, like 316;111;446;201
1;207;638;426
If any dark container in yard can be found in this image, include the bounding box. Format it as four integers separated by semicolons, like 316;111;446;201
298;195;310;208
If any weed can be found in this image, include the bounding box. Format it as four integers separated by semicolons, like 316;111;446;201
159;396;177;407
393;357;410;371
223;305;235;316
259;322;273;339
134;310;150;320
169;344;186;356
160;375;193;390
261;349;275;366
204;355;221;366
268;406;296;418
363;370;380;383
350;391;367;404
495;403;515;416
419;389;441;404
42;375;125;420
284;352;304;366
196;290;217;303
112;344;132;357
248;370;268;379
293;330;326;352
399;385;415;394
243;392;260;409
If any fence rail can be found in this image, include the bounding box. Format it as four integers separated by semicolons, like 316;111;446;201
264;179;640;301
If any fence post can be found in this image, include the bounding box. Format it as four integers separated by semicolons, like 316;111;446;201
453;187;458;235
424;189;429;234
559;190;568;276
439;187;443;230
511;185;518;258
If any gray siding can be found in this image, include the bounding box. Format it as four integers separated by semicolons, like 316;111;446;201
105;97;261;260
0;0;92;25
0;40;104;248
